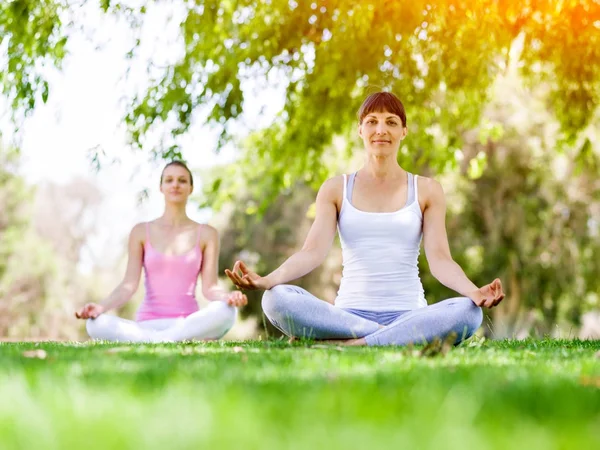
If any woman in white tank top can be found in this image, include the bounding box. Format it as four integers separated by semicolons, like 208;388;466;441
227;92;505;346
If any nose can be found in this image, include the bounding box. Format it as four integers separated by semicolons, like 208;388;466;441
375;122;387;134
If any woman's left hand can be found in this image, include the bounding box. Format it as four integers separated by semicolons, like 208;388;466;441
469;278;505;308
225;290;248;307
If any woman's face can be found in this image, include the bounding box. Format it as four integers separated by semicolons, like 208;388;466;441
358;111;407;156
160;165;193;203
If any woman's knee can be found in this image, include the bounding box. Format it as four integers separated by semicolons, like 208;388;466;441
208;301;237;326
86;315;109;339
261;285;293;319
453;297;483;336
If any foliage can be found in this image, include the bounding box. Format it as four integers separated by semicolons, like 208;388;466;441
0;0;68;116
418;71;600;337
0;142;99;339
112;0;600;204
4;1;598;197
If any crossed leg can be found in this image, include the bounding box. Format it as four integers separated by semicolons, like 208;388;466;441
86;301;236;343
262;285;381;339
262;285;482;346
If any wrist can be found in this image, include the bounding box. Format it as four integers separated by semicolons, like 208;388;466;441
467;289;484;301
206;288;228;302
263;274;275;290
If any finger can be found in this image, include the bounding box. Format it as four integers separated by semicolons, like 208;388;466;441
224;269;236;282
238;260;250;275
494;285;505;299
233;260;242;276
235;294;246;307
239;261;255;277
493;278;502;291
75;311;82;319
472;296;485;307
225;269;243;286
227;270;245;287
242;274;256;287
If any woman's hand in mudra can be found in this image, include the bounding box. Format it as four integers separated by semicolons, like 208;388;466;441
225;290;248;307
75;303;105;319
469;278;505;308
225;261;271;291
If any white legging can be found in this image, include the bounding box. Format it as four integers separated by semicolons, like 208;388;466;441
86;301;236;343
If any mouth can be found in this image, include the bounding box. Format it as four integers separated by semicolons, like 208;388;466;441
372;140;391;144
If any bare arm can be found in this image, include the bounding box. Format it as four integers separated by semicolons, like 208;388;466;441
200;225;247;306
422;178;504;307
263;178;340;288
226;177;341;290
76;223;145;318
200;226;228;301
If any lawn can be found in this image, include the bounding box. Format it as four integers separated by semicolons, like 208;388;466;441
1;339;599;450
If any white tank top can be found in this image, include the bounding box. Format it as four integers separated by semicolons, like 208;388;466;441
334;172;427;311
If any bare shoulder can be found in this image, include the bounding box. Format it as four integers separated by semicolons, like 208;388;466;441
197;223;219;244
317;175;344;210
416;175;445;209
130;222;147;242
319;175;344;197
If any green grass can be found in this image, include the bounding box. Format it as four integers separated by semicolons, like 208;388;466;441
1;339;599;450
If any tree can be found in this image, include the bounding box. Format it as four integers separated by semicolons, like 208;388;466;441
0;140;104;339
0;0;68;117
418;69;600;337
112;0;600;203
3;1;598;193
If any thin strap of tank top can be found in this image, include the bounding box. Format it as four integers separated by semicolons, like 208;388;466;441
347;172;357;202
195;225;203;246
406;172;415;205
413;173;419;205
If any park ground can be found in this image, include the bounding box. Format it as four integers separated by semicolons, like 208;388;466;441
1;338;599;450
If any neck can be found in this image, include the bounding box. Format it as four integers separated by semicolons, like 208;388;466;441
159;203;189;226
362;153;404;180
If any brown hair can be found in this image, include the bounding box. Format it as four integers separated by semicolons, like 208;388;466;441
357;92;407;127
160;161;194;186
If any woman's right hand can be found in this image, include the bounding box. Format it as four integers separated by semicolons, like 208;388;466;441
75;303;105;320
225;261;271;291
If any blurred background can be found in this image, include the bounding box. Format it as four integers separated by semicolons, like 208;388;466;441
1;0;599;341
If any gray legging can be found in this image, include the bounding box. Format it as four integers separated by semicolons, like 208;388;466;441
262;285;483;346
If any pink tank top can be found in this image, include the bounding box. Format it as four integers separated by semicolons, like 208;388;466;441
136;223;203;321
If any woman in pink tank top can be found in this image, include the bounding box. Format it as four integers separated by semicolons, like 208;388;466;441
75;161;247;342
